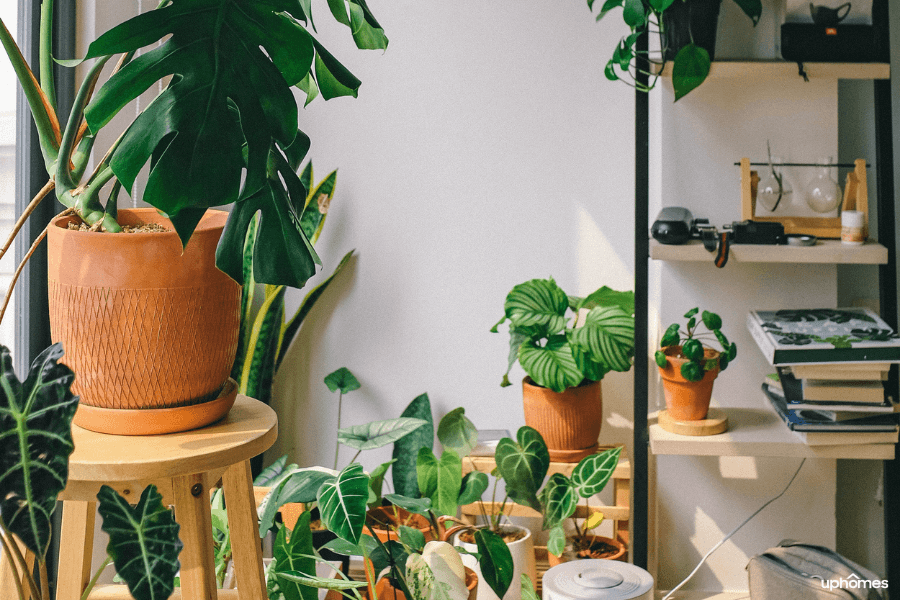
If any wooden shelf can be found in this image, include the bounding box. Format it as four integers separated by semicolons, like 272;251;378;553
649;239;888;264
659;61;889;80
656;592;751;600
649;408;895;459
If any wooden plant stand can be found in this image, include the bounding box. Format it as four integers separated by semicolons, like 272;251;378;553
6;395;278;600
460;446;631;594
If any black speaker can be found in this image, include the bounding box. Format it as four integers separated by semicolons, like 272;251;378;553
781;23;878;62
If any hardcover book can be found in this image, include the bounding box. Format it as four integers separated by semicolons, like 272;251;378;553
747;308;900;365
775;367;887;406
790;363;889;381
763;380;895;419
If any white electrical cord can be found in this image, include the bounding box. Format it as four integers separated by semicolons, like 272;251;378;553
661;458;807;600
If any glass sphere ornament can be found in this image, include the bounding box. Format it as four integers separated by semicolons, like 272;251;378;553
805;157;842;213
756;157;792;212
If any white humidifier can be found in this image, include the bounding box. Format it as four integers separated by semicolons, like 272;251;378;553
542;560;654;600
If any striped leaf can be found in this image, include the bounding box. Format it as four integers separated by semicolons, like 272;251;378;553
571;446;622;498
518;335;583;393
230;214;259;382
300;169;337;244
338;417;428;451
541;473;578;529
0;343;78;557
504;278;569;334
240;285;286;401
317;463;369;544
568;305;635;373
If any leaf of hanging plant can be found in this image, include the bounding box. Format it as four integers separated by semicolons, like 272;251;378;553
0;343;78;557
270;510;317;600
416;448;463;517
338;418;428;451
568;305;635;373
571;446;622;498
541;473;578;529
518;335;583;393
504;278;570;334
622;0;647;27
495;426;549;504
474;529;513;600
97;485;182;600
324;367;361;394
317;463;370;544
392;393;434;498
457;471;489;506
437;407;478;457
672;43;711;102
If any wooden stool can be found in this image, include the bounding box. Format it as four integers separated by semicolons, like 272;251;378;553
53;395;277;600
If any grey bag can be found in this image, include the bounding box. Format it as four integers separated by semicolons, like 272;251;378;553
748;541;886;600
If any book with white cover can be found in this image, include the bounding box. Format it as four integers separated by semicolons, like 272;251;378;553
801;378;885;403
790;363;889;381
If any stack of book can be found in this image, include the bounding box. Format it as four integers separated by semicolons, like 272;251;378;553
748;308;900;446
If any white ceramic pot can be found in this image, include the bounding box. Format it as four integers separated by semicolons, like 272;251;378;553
453;525;536;600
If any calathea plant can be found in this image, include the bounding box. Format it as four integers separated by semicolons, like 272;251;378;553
492;278;636;392
0;344;182;600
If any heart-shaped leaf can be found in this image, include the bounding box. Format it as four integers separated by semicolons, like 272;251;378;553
317;463;370;545
495;426;549;504
474;529;513;600
518;335;583;393
0;343;78;557
702;310;722;331
416;448;462;517
457;472;489;506
541;473;578;529
269;510;316;600
392;393;434;499
572;446;622;498
338;417;428;451
568;305;635;373
660;323;681;348
399;526;427;553
672;43;711;102
324;367;361;394
97;485;182;600
437;407;478;457
504;278;569;334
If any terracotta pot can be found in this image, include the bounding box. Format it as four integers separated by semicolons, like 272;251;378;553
372;567;478;600
365;506;433;543
47;208;240;418
658;346;720;421
522;377;602;462
546;535;627;567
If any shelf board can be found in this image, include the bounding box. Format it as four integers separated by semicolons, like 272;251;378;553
649;239;888;264
656;592;751;600
649;408;895;459
659;61;889;80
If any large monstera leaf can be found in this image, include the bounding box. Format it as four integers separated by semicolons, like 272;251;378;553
495;426;549;511
0;343;78;557
97;485;182;600
317;463;369;545
568;305;635;373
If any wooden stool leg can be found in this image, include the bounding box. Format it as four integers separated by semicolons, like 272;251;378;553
56;500;96;600
222;460;267;600
172;473;217;600
0;534;35;600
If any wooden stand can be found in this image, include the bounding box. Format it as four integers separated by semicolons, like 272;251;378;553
3;396;278;600
740;157;868;239
658;408;728;436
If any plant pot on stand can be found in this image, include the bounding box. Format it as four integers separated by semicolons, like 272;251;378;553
48;208;241;435
451;525;536;600
547;534;627;567
523;377;602;463
658;346;727;436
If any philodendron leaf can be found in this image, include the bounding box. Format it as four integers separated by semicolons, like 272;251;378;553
571;446;622;498
276;571;369;591
474;529;514;600
437;407;478;457
672;43;711;101
324;367;361;394
457;471;489;505
519;335;583;393
338;417;428;451
541;473;578;529
384;493;433;516
270;511;317;600
255;455;290;487
731;0;763;24
416;448;463;517
495;426;549;506
399;526;427;553
0;343;78;556
547;526;567;558
97;485;182;600
504;278;569;335
317;463;369;544
568;305;635;373
392;393;434;499
258;468;336;536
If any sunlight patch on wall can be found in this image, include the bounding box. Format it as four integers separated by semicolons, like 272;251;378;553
576;206;632;295
718;456;759;480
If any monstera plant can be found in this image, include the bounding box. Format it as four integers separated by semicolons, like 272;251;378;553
0;344;182;600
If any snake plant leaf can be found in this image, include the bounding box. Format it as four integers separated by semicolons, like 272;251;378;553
97;485;182;600
457;472;489;506
241;285;287;402
518;335;583;393
270;511;316;600
576;287;635;315
383;493;433;516
672;43;711;102
317;463;369;544
568;305;636;373
416;448;463;517
546;526;567;558
437;407;478;457
572;447;622;498
258;468;335;536
324;367;361;394
0;343;78;557
495;426;549;506
504;278;569;335
392;393;434;498
300;169;337;244
474;529;513;600
541;473;578;529
338;418;428;451
231;214;260;382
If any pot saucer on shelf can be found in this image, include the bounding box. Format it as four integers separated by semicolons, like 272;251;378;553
658;408;728;436
548;444;599;463
73;378;238;436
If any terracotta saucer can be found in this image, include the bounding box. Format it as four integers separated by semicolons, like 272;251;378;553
73;378;238;436
548;443;599;463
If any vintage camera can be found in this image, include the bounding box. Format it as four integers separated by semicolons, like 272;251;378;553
724;220;785;245
651;207;712;245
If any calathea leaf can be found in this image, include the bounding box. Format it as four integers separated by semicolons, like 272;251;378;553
269;511;316;600
416;448;463;517
97;485;182;600
495;426;549;506
541;473;578;529
518;335;583;393
576;287;635;314
338;417;428;450
437;407;478;457
317;463;369;544
504;278;569;334
0;343;78;556
392;393;434;498
500;325;533;387
568;305;635;372
572;446;622;498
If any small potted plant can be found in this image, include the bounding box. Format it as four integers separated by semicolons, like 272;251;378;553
655;308;737;420
492;278;635;462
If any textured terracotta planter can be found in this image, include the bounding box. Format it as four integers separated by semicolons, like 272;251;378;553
48;208;240;427
546;535;627;567
522;377;602;462
658;346;720;421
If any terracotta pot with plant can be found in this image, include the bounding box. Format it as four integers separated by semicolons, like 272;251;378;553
655;308;737;421
493;278;636;462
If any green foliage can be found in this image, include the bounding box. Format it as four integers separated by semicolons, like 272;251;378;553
338;417;428;451
571;446;622;497
474;529;514;599
672;44;711;101
540;473;578;529
258;468;336;536
657;307;737;382
325;367;361;394
97;485;182;600
0;343;78;557
437;407;479;457
317;463;370;545
493;278;635;392
495;426;550;512
392;393;434;498
416;448;463;517
268;511;317;600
